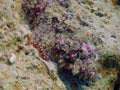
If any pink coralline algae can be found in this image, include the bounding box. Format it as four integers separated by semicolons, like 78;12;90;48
82;43;95;56
22;0;101;85
69;50;78;60
34;1;48;14
22;1;48;28
51;39;99;84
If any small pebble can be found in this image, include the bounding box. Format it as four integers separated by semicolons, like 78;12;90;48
9;54;16;63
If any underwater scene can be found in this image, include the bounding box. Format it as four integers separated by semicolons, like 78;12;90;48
0;0;120;90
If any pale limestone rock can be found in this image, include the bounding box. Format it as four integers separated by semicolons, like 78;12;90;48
9;54;16;63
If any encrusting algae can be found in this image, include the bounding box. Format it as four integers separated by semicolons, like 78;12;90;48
22;0;120;88
0;0;119;90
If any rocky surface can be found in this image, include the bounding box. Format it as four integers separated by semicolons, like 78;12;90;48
0;0;120;90
0;0;65;90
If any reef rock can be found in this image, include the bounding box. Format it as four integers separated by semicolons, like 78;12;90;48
0;0;120;90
